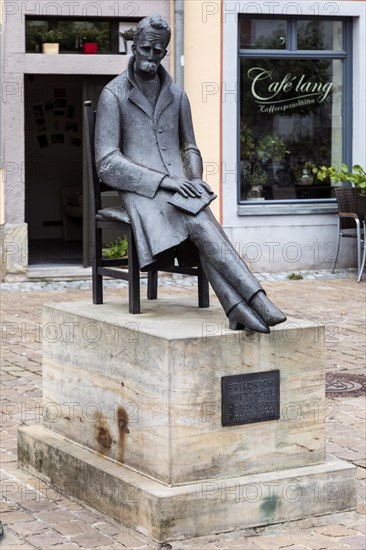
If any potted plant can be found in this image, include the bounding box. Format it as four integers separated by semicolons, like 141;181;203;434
77;27;101;54
240;123;266;199
256;134;289;187
309;163;366;195
119;28;135;54
38;30;64;55
256;134;289;164
247;168;268;200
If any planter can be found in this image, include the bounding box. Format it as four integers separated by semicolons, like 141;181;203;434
42;43;59;55
247;185;263;200
83;42;98;54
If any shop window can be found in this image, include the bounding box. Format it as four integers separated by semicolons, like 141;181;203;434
25;17;139;54
239;17;350;203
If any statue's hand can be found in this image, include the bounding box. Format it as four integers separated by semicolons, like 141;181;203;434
191;179;215;195
160;176;203;198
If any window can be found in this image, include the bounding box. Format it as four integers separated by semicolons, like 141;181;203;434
25;17;139;54
239;17;351;203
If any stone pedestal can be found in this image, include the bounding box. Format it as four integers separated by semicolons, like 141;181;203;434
18;298;356;542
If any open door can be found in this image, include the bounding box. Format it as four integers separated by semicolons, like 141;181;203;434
25;74;118;268
25;75;84;266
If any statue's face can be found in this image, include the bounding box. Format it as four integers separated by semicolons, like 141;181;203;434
132;29;167;75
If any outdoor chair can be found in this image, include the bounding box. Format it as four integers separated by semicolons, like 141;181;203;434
84;100;210;313
333;187;366;282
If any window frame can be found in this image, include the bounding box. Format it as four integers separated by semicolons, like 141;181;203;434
237;15;352;206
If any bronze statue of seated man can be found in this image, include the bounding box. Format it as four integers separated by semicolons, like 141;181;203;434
95;15;286;333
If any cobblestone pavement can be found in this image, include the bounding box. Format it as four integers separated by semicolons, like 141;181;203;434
1;272;365;549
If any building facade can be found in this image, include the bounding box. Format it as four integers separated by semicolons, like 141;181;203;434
1;1;365;279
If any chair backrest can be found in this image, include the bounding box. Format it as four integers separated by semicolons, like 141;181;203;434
335;187;363;229
84;101;111;213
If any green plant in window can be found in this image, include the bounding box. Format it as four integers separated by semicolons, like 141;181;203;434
120;28;136;42
102;237;128;259
256;135;289;163
76;26;101;43
96;25;110;52
248;167;268;186
26;22;48;51
309;163;366;195
38;30;64;43
240;122;255;158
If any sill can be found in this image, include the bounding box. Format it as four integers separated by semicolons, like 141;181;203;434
237;201;338;216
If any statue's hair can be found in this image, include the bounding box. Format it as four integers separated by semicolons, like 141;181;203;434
134;15;171;47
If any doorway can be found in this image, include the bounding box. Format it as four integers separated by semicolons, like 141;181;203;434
25;74;114;266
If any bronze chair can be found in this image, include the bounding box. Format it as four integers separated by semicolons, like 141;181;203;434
84;100;210;312
333;187;365;282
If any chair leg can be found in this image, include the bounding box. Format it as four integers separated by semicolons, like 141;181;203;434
198;266;210;308
332;218;341;274
147;271;158;300
357;222;366;283
355;219;361;275
93;228;103;304
128;234;141;314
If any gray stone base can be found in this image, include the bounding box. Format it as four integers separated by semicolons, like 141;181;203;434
18;425;356;542
0;223;28;281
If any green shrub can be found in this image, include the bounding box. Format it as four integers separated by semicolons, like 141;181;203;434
102;237;128;259
287;273;303;280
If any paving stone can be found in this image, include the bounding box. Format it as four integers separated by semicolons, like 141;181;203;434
27;530;66;547
339;535;366;549
53;519;89;536
215;537;263;548
0;531;35;549
0;501;18;513
314;524;358;537
10;519;49;536
253;534;300;548
71;531;113;547
52;544;82;549
93;520;122;536
36;509;78;523
114;531;154;547
106;544;153;550
291;531;353;549
72;508;106;524
0;510;33;524
20;498;59;512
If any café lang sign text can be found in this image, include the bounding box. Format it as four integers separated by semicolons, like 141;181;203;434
248;67;335;106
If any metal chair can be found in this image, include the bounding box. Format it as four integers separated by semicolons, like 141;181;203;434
84;100;210;312
333;188;366;282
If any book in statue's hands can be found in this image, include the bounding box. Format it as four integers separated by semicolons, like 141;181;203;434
168;187;217;215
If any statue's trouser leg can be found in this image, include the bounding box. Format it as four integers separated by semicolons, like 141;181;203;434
186;209;263;308
199;255;242;314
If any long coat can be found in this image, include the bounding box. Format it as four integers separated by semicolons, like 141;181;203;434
95;59;204;270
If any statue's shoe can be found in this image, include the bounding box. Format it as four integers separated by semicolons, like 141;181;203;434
250;291;287;326
228;302;270;333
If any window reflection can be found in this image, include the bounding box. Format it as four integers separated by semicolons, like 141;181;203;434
240;19;287;49
240;58;343;201
297;20;343;50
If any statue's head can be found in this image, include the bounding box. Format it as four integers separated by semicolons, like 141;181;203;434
132;15;171;76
